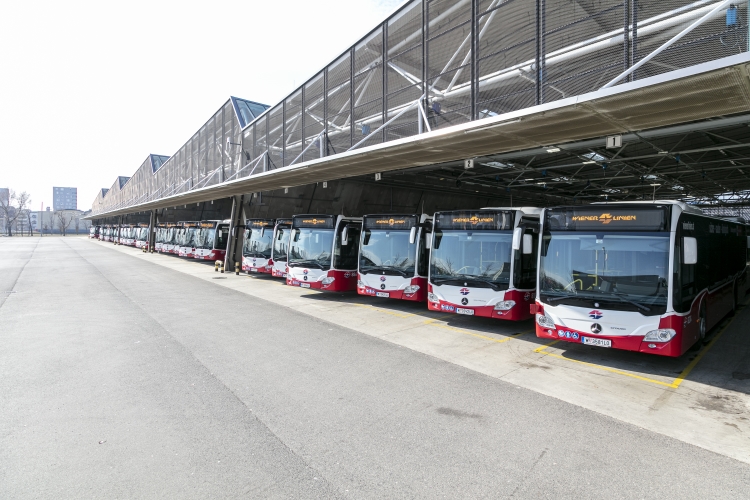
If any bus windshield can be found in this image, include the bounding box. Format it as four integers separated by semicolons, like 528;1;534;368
243;228;272;258
195;228;215;249
360;229;415;277
430;230;512;290
273;227;291;262
289;228;334;270
539;232;669;313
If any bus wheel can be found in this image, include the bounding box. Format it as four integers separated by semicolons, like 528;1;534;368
698;302;707;340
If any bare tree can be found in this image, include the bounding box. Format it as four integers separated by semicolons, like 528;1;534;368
0;190;31;236
55;211;73;236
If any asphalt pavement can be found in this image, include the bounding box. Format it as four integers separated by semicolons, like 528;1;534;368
1;237;749;499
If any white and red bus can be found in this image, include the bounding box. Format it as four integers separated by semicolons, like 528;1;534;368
120;224;136;246
101;225;112;242
534;201;749;357
286;215;362;291
357;214;431;302
242;219;275;274
163;223;181;254
270;219;293;278
134;223;150;249
427;208;541;320
154;224;167;252
177;222;199;258
89;225;100;239
194;220;230;261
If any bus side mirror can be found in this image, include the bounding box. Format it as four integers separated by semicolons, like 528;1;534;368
522;234;533;255
683;236;698;265
425;233;432;249
342;225;349;245
512;227;523;250
260;227;265;238
409;226;417;244
293;230;300;242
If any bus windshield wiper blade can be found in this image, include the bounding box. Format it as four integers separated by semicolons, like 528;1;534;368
610;292;651;312
290;259;325;269
545;293;578;302
378;266;410;277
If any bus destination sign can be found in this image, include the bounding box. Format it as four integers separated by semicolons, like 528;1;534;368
246;219;275;229
435;211;513;231
547;207;668;231
293;215;335;229
364;215;417;230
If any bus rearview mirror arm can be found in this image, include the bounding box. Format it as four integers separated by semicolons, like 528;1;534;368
512;227;523;251
409;226;417;245
683;236;698;265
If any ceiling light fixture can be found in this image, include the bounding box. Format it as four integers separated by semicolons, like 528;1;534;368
582;160;597;165
546;147;561;153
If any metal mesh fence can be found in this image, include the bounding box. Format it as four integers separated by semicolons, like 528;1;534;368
92;0;748;215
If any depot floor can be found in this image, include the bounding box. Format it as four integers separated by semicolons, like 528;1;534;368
2;237;750;498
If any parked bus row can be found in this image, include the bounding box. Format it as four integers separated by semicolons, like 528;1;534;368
90;201;750;358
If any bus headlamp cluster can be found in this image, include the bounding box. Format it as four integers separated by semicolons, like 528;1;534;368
536;313;555;329
428;293;439;303
321;277;335;285
357;280;364;287
403;285;420;294
493;300;516;311
643;329;676;342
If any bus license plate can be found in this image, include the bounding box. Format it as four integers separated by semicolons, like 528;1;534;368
376;292;389;298
582;337;611;348
282;273;287;278
250;268;258;272
456;307;474;316
299;283;311;288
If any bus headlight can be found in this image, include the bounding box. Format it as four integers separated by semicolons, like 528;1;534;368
404;285;420;294
494;300;516;311
321;277;335;285
357;280;364;287
428;293;439;303
536;313;555;329
643;329;676;342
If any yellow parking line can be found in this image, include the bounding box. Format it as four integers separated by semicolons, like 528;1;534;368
423;318;533;344
350;302;417;319
534;299;747;389
535;347;678;388
670;308;738;389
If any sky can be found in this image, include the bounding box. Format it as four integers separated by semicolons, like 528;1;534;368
0;0;405;211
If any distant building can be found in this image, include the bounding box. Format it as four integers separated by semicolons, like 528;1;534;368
53;187;77;210
0;187;9;205
36;209;90;235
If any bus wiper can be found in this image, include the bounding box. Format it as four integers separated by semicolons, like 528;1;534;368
610;292;651;312
289;259;326;269
546;293;577;302
466;277;505;291
376;266;410;277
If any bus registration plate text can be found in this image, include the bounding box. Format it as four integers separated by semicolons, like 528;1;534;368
456;308;474;316
581;337;611;348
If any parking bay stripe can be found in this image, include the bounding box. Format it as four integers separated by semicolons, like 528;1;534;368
534;299;748;389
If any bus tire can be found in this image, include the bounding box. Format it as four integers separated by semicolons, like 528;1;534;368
698;302;707;341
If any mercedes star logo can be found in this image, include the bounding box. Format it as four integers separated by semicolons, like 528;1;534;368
591;323;602;334
461;298;468;306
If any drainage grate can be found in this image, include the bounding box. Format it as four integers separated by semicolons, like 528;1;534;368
3;291;17;294
212;277;227;280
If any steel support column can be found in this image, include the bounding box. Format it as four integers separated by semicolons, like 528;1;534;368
471;0;479;120
224;194;244;270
